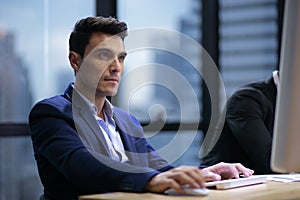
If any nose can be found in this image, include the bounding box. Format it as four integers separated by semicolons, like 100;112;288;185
109;57;123;73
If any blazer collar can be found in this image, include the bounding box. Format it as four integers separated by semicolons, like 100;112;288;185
64;82;74;102
63;82;144;166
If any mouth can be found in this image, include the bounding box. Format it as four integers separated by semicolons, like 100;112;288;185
104;77;119;83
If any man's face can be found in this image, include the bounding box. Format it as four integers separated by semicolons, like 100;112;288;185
75;32;127;99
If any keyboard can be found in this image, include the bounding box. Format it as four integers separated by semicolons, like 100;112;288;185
205;175;267;190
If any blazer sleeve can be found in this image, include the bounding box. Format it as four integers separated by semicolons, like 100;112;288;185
226;89;273;174
29;100;161;193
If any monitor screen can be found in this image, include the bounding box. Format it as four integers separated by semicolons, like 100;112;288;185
271;0;300;173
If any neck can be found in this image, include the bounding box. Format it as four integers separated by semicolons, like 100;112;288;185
74;82;106;119
95;94;106;119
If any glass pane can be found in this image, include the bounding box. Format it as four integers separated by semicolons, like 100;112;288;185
117;0;202;124
117;0;203;166
145;130;203;166
0;137;42;199
0;0;94;199
219;0;278;97
0;0;94;123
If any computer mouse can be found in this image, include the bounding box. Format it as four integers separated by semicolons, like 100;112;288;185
165;186;209;196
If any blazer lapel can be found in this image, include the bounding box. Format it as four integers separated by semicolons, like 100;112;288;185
113;111;147;166
71;87;111;156
66;84;148;166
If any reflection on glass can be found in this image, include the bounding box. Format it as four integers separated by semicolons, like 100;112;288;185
117;0;202;167
0;0;94;122
117;0;202;124
220;0;278;97
0;30;32;122
0;1;94;199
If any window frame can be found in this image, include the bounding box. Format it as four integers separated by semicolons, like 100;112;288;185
0;0;284;136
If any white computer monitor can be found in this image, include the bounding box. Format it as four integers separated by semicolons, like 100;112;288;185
271;0;300;173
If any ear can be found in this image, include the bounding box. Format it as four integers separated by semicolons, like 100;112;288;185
69;51;82;74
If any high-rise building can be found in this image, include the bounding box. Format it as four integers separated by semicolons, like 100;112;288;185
219;0;278;97
0;30;40;200
0;30;32;122
152;0;202;123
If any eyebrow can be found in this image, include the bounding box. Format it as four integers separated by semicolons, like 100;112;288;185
93;47;127;56
120;51;127;57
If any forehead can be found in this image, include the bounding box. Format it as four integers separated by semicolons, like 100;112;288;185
86;32;125;54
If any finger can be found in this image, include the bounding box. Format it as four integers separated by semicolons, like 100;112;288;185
202;171;221;182
171;167;205;188
212;163;240;179
234;163;254;177
227;164;240;179
184;168;206;188
172;171;201;188
168;179;185;194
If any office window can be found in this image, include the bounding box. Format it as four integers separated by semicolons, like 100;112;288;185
117;0;281;165
117;0;203;166
0;0;94;199
0;0;94;123
117;0;202;124
0;0;283;198
220;0;279;97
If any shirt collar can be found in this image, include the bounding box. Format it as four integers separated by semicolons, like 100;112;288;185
103;98;114;118
273;70;280;88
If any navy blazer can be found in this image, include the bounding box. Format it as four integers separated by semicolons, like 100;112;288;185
29;83;173;200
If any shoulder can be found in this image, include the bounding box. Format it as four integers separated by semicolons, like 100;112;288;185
227;79;276;114
31;82;74;112
231;79;275;103
29;94;72;118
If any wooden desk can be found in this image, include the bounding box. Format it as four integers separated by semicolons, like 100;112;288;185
79;181;300;200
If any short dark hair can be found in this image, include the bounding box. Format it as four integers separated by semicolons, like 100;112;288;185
69;16;128;57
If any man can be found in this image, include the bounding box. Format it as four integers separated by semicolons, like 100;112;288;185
201;71;279;174
29;16;253;200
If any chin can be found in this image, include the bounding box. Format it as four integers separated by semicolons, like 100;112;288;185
96;87;118;96
105;91;118;97
110;92;117;97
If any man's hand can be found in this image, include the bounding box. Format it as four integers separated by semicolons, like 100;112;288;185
146;166;205;194
201;162;254;182
145;163;254;194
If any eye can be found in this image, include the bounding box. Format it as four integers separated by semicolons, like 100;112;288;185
98;50;113;61
118;53;127;63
